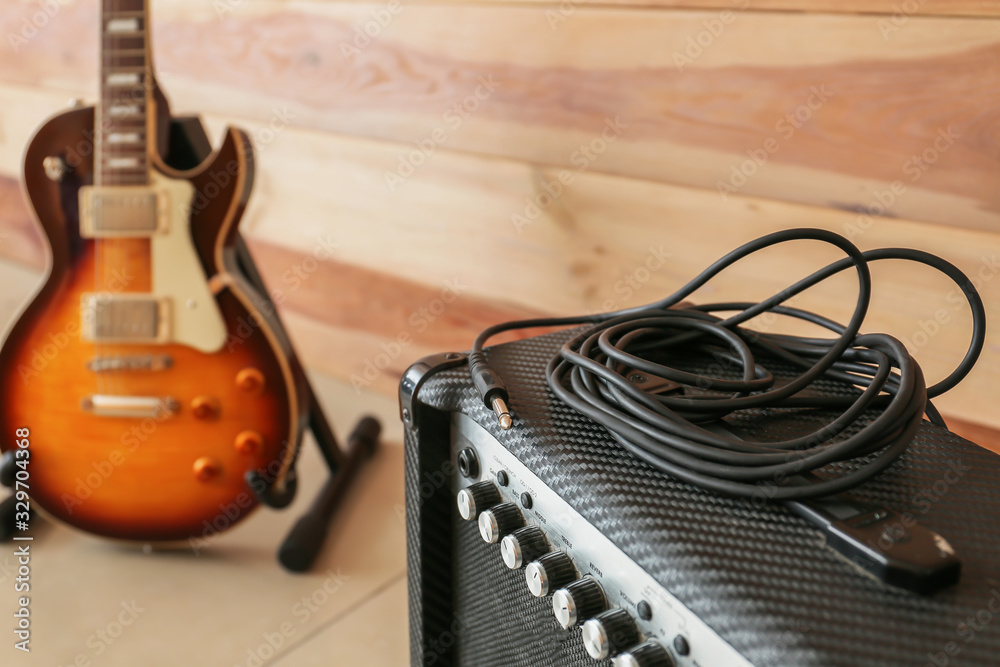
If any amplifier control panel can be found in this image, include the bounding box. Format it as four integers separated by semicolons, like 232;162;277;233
451;413;752;667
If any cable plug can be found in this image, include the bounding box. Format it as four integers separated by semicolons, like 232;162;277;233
469;351;512;429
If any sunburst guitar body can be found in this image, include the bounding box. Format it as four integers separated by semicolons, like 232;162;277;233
0;0;304;543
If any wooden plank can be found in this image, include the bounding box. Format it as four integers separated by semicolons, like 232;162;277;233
2;103;999;431
1;5;999;231
948;416;1000;455
240;0;1000;18
461;0;1000;17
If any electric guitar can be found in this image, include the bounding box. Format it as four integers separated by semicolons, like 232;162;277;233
0;0;305;542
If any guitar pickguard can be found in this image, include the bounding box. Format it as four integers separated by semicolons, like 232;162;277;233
78;172;227;353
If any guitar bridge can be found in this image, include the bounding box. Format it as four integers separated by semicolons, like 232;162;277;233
82;395;179;419
87;354;174;372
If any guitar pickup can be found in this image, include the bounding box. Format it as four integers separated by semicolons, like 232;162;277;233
79;185;169;237
82;395;179;419
81;294;170;344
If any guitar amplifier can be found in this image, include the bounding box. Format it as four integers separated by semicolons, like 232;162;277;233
401;330;1000;667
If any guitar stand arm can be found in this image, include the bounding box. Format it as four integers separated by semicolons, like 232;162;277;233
278;417;380;572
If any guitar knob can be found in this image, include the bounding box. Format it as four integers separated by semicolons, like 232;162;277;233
582;609;641;660
236;367;265;395
456;481;501;522
234;430;264;455
477;502;523;544
612;641;675;667
500;526;548;570
525;551;577;597
191;396;218;420
552;575;606;629
193;457;221;482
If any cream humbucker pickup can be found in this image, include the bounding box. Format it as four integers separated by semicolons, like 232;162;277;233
79;185;170;237
81;293;170;344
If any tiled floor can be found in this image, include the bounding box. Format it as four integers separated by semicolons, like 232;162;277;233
0;261;409;666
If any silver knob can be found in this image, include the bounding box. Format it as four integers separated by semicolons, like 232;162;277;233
457;481;501;521
552;576;606;629
582;609;640;660
525;551;577;597
612;641;675;667
500;526;548;569
477;502;523;544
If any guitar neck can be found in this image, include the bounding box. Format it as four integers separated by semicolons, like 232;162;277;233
97;0;152;187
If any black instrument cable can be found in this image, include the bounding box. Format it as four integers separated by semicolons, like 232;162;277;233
468;228;986;501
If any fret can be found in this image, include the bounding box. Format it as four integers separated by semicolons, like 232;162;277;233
102;66;147;75
102;149;148;158
103;48;146;56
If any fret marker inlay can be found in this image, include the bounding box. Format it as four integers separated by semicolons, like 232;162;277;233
108;133;143;145
107;157;141;169
107;18;139;33
107;72;141;86
108;105;141;117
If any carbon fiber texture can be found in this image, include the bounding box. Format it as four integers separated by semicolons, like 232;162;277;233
405;330;1000;667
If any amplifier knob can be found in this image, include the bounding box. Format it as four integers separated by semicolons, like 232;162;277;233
582;609;641;660
457;481;501;521
552;576;606;629
478;502;523;544
612;641;675;667
525;551;577;597
500;526;548;569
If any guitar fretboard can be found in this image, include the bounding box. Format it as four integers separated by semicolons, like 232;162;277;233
98;0;150;186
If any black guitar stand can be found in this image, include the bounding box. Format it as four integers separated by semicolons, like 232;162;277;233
1;117;380;573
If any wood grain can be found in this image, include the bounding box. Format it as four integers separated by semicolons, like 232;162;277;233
268;0;1000;17
2;110;999;432
458;0;1000;16
0;4;998;231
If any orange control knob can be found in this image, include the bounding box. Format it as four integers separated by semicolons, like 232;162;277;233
193;457;221;482
235;430;264;455
236;367;265;395
191;396;219;420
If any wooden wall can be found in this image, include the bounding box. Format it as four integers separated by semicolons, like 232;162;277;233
1;0;999;433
